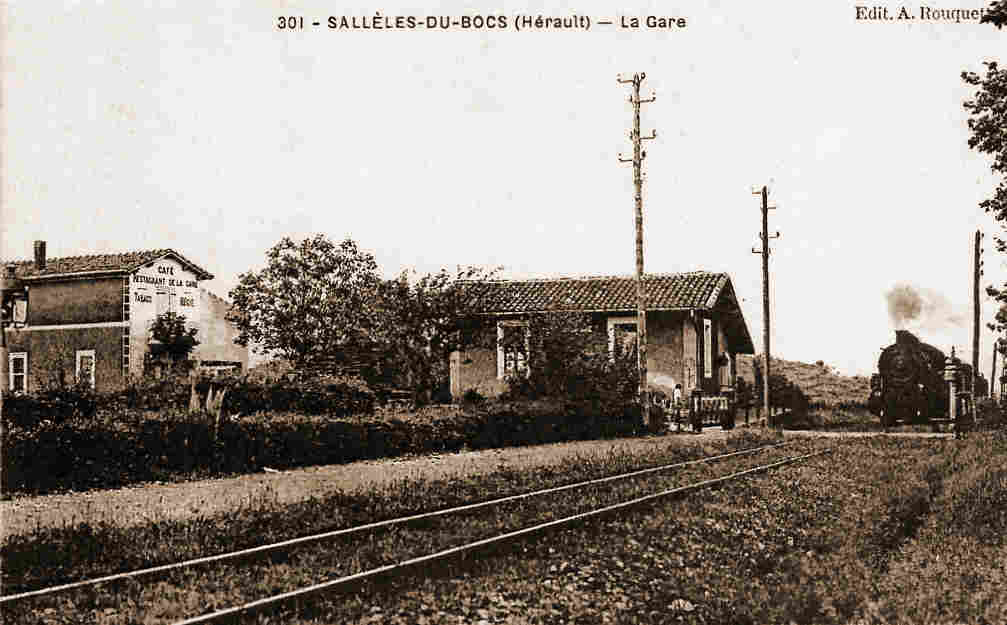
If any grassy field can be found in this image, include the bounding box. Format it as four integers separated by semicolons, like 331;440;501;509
2;430;781;598
10;430;1007;624
282;432;1005;625
8;436;811;624
737;354;871;407
11;428;1007;623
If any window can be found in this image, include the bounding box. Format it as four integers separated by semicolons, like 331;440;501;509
9;352;27;393
703;319;713;378
607;316;638;358
720;353;732;387
155;291;170;316
497;320;529;379
76;349;96;389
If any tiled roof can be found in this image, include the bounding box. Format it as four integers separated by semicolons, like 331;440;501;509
3;249;213;281
467;272;730;313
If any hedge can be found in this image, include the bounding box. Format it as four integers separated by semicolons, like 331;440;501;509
3;398;644;495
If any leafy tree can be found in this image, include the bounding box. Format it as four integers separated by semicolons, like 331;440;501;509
983;0;1007;27
228;235;383;369
368;266;497;402
499;312;638;406
987;304;1007;394
148;311;200;363
963;2;1007;254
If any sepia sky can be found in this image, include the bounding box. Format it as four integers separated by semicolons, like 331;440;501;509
2;0;1004;376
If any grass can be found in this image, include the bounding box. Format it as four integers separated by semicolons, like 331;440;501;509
269;434;962;625
2;430;784;600
9;434;814;624
737;354;872;407
15;430;1007;624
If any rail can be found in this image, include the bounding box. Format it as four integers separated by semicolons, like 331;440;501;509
0;441;790;604
172;448;832;625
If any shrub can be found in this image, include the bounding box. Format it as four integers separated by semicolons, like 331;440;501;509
3;395;644;494
753;363;811;419
2;383;98;431
110;371;376;419
462;388;486;405
500;313;639;416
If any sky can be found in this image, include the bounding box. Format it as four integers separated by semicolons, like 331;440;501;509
1;0;1004;377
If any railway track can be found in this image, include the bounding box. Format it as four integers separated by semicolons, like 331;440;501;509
5;442;830;624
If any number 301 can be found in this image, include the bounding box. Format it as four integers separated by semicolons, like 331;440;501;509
277;16;303;29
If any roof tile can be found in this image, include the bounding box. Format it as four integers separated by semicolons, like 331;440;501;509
2;249;213;280
468;272;728;313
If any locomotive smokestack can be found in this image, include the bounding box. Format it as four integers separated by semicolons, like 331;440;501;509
895;329;918;346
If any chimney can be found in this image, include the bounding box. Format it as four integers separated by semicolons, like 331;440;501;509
33;240;46;270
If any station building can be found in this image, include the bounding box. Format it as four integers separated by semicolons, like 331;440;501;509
449;271;755;402
4;241;248;393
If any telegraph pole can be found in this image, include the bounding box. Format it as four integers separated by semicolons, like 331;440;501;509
751;185;779;426
991;339;997;401
618;72;657;427
973;229;983;400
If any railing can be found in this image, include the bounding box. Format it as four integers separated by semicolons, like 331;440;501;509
663;391;738;432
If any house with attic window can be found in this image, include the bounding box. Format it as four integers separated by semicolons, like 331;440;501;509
3;241;248;393
449;271;754;405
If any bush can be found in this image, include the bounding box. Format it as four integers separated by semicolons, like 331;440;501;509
109;371;376;419
462;388;486;405
3;395;645;494
225;375;375;418
2;383;98;431
753;363;811;420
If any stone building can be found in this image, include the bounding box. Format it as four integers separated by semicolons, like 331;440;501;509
4;241;248;393
449;271;754;402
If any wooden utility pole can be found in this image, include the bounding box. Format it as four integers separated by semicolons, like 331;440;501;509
751;185;779;426
973;229;982;400
991;339;998;401
618;72;657;426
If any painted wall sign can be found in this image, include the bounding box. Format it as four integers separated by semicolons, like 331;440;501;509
127;257;204;375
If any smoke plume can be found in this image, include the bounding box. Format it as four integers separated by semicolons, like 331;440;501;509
886;284;966;331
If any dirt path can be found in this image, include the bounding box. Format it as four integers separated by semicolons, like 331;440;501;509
2;430;735;539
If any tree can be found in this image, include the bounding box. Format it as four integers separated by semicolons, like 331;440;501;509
228;235;383;369
982;0;1007;27
498;311;639;406
369;266;497;402
987;303;1007;395
148;311;200;364
963;3;1007;250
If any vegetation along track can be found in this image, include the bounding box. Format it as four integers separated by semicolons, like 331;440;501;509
2;441;789;605
6;441;832;624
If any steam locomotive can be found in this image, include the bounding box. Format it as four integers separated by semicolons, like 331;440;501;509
868;330;981;427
